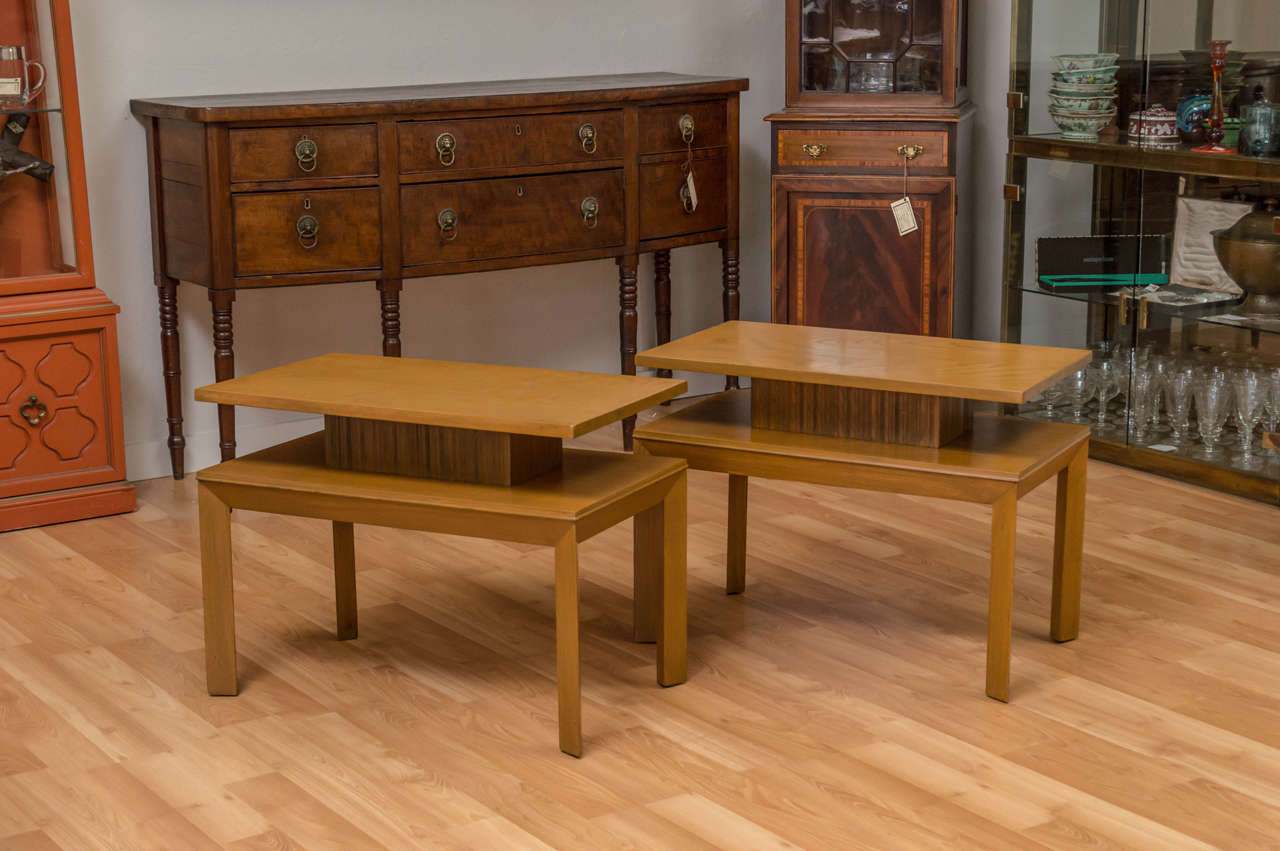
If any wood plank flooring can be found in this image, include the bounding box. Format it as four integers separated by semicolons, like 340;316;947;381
2;408;1279;849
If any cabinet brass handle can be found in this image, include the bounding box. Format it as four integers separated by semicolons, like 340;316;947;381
437;208;458;240
897;144;925;160
802;143;828;159
296;214;319;249
19;395;46;426
435;132;456;167
678;113;695;144
295;135;318;172
580;196;599;229
578;122;597;154
678;181;695;214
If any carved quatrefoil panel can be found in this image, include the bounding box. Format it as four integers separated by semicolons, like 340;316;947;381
36;342;93;398
0;415;29;469
40;407;97;462
0;352;22;404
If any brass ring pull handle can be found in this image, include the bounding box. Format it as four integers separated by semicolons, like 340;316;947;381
580;196;599;229
678;182;695;214
802;143;828;159
295;135;318;172
578;122;597;154
897;144;925;160
19;395;47;426
678;113;695;144
436;132;456;167
437;208;458;241
296;214;319;249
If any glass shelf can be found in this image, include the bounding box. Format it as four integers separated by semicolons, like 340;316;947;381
1;106;61;115
1011;134;1280;181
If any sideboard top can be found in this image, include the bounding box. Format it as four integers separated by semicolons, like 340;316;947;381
130;72;750;122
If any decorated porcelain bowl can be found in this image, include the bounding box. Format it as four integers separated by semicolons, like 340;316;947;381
1052;53;1119;71
1048;91;1117;113
1050;81;1117;97
1052;66;1119;86
1050;108;1117;140
1127;105;1179;146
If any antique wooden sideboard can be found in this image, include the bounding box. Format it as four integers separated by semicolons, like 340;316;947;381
131;72;748;476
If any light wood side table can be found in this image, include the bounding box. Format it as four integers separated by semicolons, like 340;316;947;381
194;354;688;756
634;322;1092;702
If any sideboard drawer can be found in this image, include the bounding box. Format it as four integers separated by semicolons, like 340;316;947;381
776;128;949;169
639;149;727;241
402;170;624;266
233;188;382;276
639;100;728;154
229;124;379;183
399;110;624;174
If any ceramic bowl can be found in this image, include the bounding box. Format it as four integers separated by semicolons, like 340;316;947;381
1049;108;1116;140
1052;66;1119;86
1048;91;1117;112
1050;81;1117;96
1052;53;1119;71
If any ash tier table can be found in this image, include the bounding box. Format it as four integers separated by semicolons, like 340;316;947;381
194;354;688;756
634;321;1092;701
131;72;749;476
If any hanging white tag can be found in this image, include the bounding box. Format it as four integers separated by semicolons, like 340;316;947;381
890;197;918;236
683;170;698;212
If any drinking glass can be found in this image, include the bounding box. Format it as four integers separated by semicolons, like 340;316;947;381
1062;369;1092;423
1164;365;1195;445
1147;353;1175;432
1127;368;1157;444
1193;373;1231;458
1030;381;1068;420
1264;366;1280;434
1230;369;1265;470
1088;361;1119;427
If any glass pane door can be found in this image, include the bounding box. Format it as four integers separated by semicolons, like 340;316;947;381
799;0;945;94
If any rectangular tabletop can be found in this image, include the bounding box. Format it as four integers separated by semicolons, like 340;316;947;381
194;354;686;438
636;322;1091;404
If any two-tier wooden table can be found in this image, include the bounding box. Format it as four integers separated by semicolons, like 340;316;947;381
634;321;1092;701
194;354;688;756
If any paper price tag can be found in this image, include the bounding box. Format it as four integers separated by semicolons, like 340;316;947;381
890;197;918;236
683;170;698;212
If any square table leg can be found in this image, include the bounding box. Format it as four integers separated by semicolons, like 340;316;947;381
986;487;1018;702
198;484;238;696
633;505;660;644
333;521;358;641
1052;443;1087;643
658;472;688;687
554;527;582;757
726;474;748;595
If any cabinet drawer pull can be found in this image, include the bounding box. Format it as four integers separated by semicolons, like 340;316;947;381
802;143;828;159
435;132;456;167
678;113;695;144
897;144;925;160
580;196;599;229
437;208;458;240
678;181;696;214
19;395;47;426
578;122;597;154
294;135;318;172
296;214;319;249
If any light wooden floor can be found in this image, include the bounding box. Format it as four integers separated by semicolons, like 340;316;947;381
2;409;1280;850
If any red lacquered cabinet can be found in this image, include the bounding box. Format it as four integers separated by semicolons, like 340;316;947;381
0;0;133;531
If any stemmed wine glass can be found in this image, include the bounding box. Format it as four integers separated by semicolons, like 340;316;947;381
1127;368;1157;445
1164;365;1196;446
1061;370;1092;424
1031;381;1068;420
1147;353;1175;434
1193;371;1232;458
1230;369;1266;470
1088;361;1120;428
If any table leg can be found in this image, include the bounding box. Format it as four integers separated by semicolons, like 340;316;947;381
377;278;403;357
157;276;185;479
199;484;237;696
727;474;748;595
618;256;639;450
658;472;688;687
720;237;740;390
210;290;236;461
554;526;582;757
1051;443;1087;643
986;487;1018;702
633;501;660;644
653;249;672;382
333;521;357;641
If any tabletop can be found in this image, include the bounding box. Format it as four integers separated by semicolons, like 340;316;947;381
194;354;686;438
635;322;1091;404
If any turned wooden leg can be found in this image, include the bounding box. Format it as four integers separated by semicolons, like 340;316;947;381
658;471;688;687
727;474;748;595
198;484;237;696
618;256;639;450
157;276;186;479
987;487;1018;702
1052;443;1087;643
554;526;582;757
377;278;403;357
653;249;672;382
633;500;660;644
333;521;357;641
210;290;236;461
721;238;740;390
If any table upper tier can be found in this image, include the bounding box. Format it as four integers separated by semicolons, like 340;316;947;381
636;322;1091;404
129;72;750;122
193;354;686;438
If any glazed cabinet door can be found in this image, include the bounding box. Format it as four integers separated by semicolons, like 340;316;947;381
772;175;954;336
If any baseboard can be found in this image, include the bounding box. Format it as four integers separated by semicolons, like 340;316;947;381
0;482;137;532
125;416;325;482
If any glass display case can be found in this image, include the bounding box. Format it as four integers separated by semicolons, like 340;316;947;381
0;0;91;296
1002;0;1280;504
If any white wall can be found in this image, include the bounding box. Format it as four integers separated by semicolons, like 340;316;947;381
70;0;1016;483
